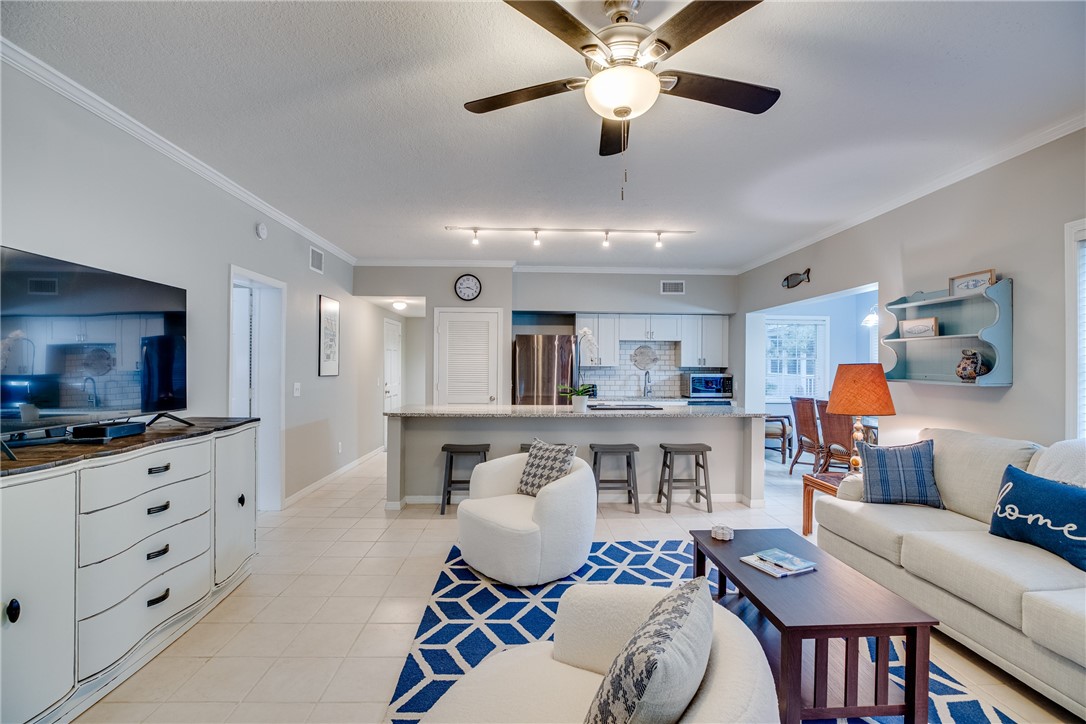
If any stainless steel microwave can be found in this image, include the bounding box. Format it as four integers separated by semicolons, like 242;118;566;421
681;373;733;399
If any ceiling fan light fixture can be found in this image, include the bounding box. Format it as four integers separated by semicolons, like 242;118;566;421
584;65;660;121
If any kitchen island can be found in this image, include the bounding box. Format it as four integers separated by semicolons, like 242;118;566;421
384;404;767;510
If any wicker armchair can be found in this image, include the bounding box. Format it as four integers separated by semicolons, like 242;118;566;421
764;415;793;464
788;397;823;474
816;399;853;472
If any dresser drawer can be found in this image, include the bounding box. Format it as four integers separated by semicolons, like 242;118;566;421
78;550;211;680
80;440;211;513
78;512;211;620
79;474;210;566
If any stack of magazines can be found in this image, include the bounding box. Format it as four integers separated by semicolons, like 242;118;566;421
740;548;817;578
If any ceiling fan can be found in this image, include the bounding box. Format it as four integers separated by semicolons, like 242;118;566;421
465;0;781;156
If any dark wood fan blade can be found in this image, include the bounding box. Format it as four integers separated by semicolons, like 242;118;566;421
465;78;587;114
505;1;610;63
599;118;629;156
651;1;761;61
660;70;780;114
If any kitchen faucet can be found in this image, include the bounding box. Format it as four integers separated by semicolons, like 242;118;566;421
643;370;653;398
82;377;98;408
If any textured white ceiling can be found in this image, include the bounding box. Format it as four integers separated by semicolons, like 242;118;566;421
2;1;1083;271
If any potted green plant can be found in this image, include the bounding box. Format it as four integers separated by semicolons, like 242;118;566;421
559;384;594;413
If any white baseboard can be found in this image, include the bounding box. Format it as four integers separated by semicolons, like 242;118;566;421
284;447;383;507
739;495;766;508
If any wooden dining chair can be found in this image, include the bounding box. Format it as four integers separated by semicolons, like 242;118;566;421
788;396;823;474
816;399;853;472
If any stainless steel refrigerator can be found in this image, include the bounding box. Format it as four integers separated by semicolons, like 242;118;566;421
512;335;577;405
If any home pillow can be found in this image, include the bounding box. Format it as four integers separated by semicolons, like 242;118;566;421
990;465;1086;571
517;438;577;496
585;577;713;724
858;439;942;508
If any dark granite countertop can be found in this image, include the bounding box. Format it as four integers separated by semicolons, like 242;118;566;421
1;417;259;478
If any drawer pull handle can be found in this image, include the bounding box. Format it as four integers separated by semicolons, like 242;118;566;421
238;494;246;507
147;544;170;561
146;588;170;607
147;463;172;475
5;598;20;623
147;501;171;515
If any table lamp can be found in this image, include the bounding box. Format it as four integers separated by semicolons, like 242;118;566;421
826;363;896;472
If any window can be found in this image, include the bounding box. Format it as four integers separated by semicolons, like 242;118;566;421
1069;219;1086;438
764;316;829;403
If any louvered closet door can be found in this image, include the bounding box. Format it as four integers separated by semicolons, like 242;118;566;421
436;310;500;404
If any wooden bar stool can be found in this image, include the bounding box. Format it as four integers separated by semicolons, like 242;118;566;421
440;443;490;515
657;443;713;513
589;443;640;514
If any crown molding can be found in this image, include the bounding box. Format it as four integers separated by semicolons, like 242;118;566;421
1;39;358;266
357;258;519;268
513;265;737;275
733;112;1086;274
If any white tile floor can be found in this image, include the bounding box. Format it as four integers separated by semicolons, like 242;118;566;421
77;453;1076;723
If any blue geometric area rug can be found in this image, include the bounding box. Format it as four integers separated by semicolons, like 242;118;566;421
388;540;1014;724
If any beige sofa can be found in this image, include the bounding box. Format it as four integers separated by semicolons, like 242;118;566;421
815;428;1086;719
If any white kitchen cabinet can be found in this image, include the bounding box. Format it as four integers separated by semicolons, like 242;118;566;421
575;313;619;367
1;472;76;724
213;426;257;585
0;316;47;374
677;315;729;367
618;314;682;342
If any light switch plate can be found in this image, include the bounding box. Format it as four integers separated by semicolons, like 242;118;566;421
293;382;301;397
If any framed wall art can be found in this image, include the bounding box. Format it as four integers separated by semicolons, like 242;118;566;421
948;269;996;297
318;295;340;377
899;317;939;338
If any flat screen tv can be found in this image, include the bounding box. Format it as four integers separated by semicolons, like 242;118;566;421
1;247;187;437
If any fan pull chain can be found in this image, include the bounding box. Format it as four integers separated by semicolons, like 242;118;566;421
620;120;629;201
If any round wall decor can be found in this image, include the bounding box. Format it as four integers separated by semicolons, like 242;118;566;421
454;274;482;301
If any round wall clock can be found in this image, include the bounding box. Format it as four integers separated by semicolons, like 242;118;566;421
454;273;482;301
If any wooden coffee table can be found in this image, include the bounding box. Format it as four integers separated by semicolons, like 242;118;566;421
692;528;937;723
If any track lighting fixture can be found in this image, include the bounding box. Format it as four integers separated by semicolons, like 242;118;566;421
471;230;479;246
602;231;610;248
533;231;541;247
445;226;693;248
655;233;663;248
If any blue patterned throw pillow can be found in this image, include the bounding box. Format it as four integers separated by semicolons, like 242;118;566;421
990;465;1086;571
858;439;942;508
585;577;713;724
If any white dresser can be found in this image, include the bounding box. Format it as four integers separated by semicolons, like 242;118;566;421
0;419;258;723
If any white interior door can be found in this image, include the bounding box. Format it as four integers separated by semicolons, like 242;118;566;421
435;309;500;405
384;319;402;447
230;286;253;416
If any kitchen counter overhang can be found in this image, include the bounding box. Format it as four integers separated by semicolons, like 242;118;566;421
384;405;767;510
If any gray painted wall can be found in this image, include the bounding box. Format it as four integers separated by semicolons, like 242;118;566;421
353;266;514;403
513;271;738;313
733;130;1085;446
1;64;394;498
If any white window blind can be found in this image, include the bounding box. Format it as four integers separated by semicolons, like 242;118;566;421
764;316;830;403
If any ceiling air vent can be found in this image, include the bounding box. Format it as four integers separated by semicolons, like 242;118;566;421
27;277;59;295
660;280;686;295
309;247;325;274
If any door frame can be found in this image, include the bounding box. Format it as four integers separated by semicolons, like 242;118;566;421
433;307;503;405
383;317;403;449
228;265;287;511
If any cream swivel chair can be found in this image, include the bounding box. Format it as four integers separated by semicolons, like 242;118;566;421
423;583;779;723
457;453;597;586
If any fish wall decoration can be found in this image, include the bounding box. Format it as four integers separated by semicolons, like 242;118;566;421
782;268;811;289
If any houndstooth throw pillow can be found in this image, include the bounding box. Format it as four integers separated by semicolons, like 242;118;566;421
517;439;578;496
585;577;713;724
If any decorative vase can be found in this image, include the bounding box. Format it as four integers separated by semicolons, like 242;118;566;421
955;349;989;383
571;396;589;413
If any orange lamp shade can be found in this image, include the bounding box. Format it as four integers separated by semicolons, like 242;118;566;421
826;363;896;416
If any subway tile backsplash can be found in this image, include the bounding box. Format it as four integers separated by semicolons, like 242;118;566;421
59;344;142;409
580;341;720;399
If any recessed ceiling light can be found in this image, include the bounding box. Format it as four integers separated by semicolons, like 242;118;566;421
392;301;407;311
